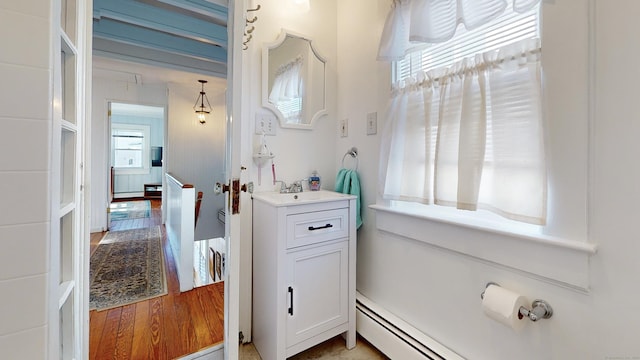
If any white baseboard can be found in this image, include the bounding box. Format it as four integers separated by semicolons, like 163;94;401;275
177;343;223;360
113;192;144;199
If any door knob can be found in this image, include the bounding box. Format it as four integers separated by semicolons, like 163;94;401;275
216;180;253;214
214;182;230;195
241;182;254;194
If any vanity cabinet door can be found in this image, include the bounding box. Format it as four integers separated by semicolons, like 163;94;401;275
285;240;349;346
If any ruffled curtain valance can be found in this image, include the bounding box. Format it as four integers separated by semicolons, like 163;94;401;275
378;0;541;61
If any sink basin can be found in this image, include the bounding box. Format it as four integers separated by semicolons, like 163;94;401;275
252;190;355;207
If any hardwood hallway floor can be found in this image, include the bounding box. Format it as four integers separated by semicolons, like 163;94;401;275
89;200;224;360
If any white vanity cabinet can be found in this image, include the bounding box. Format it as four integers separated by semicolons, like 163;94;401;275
252;191;357;359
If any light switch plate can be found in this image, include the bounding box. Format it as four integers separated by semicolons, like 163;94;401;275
255;114;276;135
367;112;377;135
340;118;349;137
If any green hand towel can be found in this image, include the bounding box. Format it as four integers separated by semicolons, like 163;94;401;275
335;168;349;193
335;168;362;229
349;170;362;229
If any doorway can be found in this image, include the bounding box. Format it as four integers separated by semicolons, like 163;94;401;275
109;102;164;201
88;0;244;357
89;68;230;358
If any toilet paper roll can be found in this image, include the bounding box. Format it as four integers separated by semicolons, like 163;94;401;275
482;285;528;330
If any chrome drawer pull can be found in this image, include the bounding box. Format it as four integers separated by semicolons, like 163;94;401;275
308;223;333;231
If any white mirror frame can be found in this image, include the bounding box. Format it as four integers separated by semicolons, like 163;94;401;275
262;29;327;130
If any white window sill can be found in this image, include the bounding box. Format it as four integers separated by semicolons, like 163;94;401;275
370;203;596;292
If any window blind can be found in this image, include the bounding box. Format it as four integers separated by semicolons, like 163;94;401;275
394;6;539;82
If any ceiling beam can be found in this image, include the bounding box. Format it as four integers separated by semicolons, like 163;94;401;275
93;18;227;64
94;0;227;48
156;0;227;24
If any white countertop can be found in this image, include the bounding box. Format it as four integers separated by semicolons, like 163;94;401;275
251;190;355;207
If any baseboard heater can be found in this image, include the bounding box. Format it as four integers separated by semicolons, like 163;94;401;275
356;291;465;360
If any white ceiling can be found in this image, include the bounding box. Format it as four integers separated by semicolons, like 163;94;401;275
93;55;227;88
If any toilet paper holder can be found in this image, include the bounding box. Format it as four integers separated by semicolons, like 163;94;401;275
481;283;553;322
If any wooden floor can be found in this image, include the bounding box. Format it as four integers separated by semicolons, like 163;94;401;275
89;199;224;360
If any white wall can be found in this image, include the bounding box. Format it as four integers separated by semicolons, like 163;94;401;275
239;0;339;340
590;0;640;355
0;2;51;358
246;0;338;192
335;0;640;359
167;81;226;240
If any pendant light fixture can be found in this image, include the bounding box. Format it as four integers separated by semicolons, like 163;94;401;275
193;79;212;124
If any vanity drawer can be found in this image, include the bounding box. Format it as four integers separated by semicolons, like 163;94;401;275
286;208;349;249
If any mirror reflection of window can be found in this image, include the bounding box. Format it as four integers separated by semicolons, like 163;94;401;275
264;31;327;129
269;55;304;123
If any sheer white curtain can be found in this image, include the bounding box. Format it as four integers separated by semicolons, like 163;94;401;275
269;56;304;122
378;0;541;61
379;39;546;224
269;56;303;103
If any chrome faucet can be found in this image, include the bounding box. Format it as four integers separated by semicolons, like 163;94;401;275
289;180;303;193
274;180;304;193
274;180;288;193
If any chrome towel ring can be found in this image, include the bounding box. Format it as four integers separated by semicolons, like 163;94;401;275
342;147;358;170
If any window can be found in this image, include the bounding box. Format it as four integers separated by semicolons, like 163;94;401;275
375;1;593;288
112;123;150;174
380;3;545;225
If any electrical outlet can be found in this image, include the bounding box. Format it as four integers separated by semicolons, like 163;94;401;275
367;112;377;135
255;114;276;135
340;118;349;137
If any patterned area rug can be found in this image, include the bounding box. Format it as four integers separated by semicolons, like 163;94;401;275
109;200;151;221
90;226;167;310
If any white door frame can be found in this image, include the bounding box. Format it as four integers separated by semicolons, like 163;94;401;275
224;0;246;358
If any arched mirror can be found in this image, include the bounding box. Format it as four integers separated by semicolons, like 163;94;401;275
262;29;327;129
